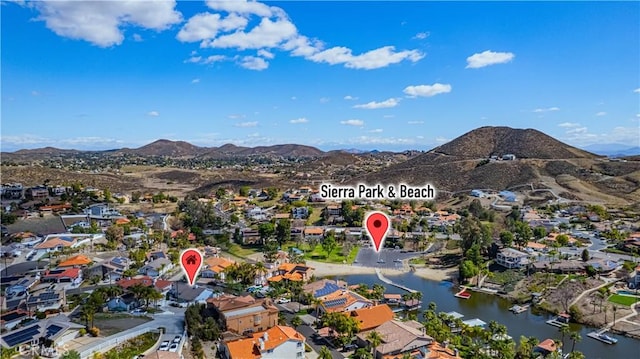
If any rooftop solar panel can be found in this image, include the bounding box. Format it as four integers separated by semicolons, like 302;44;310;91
45;324;63;338
323;297;347;308
315;283;340;297
2;324;40;347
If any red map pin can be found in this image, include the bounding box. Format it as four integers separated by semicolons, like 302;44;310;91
365;211;390;252
180;248;203;286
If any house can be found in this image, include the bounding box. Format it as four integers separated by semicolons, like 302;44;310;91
632;265;640;288
107;293;139;312
499;190;517;202
242;228;262;245
58;255;92;268
220;325;306;359
348;304;395;332
85;256;130;281
470;190;485;198
170;282;213;304
318;290;373;315
291;207;309;220
586;259;619;274
246;206;268;221
202;257;235;281
207;295;279;335
138;257;173;278
303;279;348;299
1;309;31;331
33;234;96;254
325;204;342;216
268;263;314;283
357;320;434;359
85;204;123;219
117;275;155;289
26;186;49;200
496;248;529;269
303;227;324;240
0;315;84;350
26;290;64;312
534;339;558;356
41;268;83;285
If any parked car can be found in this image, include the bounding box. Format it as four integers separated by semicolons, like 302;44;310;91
169;343;179;352
131;309;147;316
172;335;181;344
276;298;291;304
159;341;170;351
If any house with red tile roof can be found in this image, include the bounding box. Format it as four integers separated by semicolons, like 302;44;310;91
349;304;395;332
220;325;306;359
207;295;279;335
42;268;82;284
58;255;92;267
267;263;314;283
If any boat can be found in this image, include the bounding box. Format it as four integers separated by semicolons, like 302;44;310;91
454;289;471;299
587;330;618;344
509;304;529;314
545;313;570;328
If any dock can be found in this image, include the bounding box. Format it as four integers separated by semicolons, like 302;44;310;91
454;289;471;299
375;268;417;293
509;304;529;314
587;329;618;344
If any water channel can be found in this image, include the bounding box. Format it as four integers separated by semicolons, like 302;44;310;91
334;272;637;358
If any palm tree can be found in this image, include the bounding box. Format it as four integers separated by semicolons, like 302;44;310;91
612;305;618;327
569;331;581;353
367;330;383;357
559;325;570;349
318;346;332;359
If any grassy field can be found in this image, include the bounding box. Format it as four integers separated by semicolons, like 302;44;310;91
303;244;359;264
608;294;639;306
102;331;159;359
225;244;259;258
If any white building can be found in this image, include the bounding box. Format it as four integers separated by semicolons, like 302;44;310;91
496;248;529;269
221;325;306;359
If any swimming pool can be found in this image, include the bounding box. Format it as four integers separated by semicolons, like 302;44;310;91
617;290;640;296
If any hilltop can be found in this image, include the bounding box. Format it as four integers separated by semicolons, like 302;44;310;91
357;126;640;204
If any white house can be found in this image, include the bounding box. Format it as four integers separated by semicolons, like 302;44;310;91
138;257;173;278
221;325;306;359
496;248;529;269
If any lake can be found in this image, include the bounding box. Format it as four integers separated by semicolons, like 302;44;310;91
333;272;637;358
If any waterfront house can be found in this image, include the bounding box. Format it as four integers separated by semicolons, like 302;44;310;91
220;325;306;359
357;320;434;359
496;248;529;269
317;290;372;315
268;263;314;283
348;304;395;332
534;339;559;356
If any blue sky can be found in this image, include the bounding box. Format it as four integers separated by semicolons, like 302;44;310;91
2;0;639;152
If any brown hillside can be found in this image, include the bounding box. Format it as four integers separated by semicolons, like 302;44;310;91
126;139;205;157
431;126;598;159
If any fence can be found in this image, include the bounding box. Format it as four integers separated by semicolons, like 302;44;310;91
79;327;158;359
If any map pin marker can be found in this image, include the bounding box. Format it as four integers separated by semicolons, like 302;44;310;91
365;211;390;252
180;248;203;286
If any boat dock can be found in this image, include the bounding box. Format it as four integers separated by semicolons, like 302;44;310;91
454;288;471;299
509;304;529;314
545;313;570;328
375;268;417;293
587;329;618;345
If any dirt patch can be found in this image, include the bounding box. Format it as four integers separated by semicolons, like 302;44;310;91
151;170;202;183
6;215;66;235
93;316;152;336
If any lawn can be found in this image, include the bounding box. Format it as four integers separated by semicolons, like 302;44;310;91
303;244;359;264
608;294;639;306
225;244;259;258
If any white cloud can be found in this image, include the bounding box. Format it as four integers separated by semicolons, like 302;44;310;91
595;111;607;117
344;95;358;100
132;33;143;42
234;121;258;127
435;137;450;144
308;46;424;70
147;111;159;117
205;0;276;17
191;78;201;84
353;98;400;109
0;134;126;150
407;121;424;125
341;119;364;126
204;17;297;50
203;55;227;64
533;107;560;113
177;12;248;43
558;122;580;128
403;83;452;98
560;124;640;147
32;0;182;47
227;114;246;119
257;49;274;59
290;117;308;124
413;32;429;40
348;136;416;145
239;56;268;70
319;97;330;103
634;88;640;93
369;129;383;133
466;50;515;69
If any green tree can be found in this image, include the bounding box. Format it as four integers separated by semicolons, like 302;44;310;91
459;260;479;283
319;346;332;359
276;218;291;245
500;231;514;247
366;330;383;356
556;234;570;247
259;222;276;242
291;315;303;328
215;188;226;199
569;331;581;353
581;249;590;262
533;226;547;239
266;187;279;200
239;186;250;197
103;188;112;202
322;234;337;257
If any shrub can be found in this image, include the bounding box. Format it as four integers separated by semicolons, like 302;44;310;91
88;327;100;337
78;328;87;336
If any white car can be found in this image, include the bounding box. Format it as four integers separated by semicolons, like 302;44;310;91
169;343;179;352
172;335;181;344
276;298;291;304
159;341;170;351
